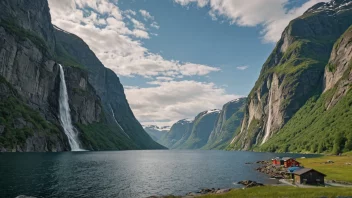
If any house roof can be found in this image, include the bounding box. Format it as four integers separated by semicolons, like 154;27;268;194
293;168;326;176
282;157;293;161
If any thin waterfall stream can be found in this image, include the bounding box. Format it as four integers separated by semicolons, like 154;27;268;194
58;64;84;151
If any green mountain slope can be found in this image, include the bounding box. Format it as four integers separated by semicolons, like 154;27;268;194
203;98;246;150
259;26;352;154
228;0;352;151
176;110;220;149
158;119;193;148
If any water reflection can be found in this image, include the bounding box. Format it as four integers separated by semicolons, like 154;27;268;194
0;150;319;198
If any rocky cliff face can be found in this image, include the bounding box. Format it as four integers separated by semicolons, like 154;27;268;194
203;98;246;149
54;28;164;150
0;0;104;151
259;25;352;154
324;26;352;108
0;0;163;151
229;0;352;150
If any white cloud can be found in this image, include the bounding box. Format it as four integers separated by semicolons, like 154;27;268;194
124;9;136;16
175;0;209;7
139;9;154;21
48;0;227;127
130;18;147;30
236;65;249;70
48;0;220;78
174;0;329;43
151;21;160;29
125;80;241;126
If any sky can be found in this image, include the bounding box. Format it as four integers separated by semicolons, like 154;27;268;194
48;0;329;127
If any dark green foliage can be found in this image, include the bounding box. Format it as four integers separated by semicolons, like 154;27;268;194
77;123;137;150
0;78;60;149
260;88;352;154
55;41;85;69
205;111;244;149
0;19;50;54
333;132;346;155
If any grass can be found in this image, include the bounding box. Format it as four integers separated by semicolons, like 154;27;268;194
77;122;137;150
298;153;352;183
55;41;85;69
197;186;352;198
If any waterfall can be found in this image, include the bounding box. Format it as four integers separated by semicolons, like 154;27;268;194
58;64;84;151
109;104;131;139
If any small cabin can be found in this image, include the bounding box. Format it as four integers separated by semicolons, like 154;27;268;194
282;157;300;168
293;168;326;185
271;157;281;166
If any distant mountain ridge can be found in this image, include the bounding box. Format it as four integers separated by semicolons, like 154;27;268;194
143;125;170;142
158;98;246;149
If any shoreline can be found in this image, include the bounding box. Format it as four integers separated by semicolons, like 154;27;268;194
149;154;352;198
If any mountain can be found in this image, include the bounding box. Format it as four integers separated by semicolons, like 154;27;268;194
203;98;246;150
228;0;352;152
162;110;220;149
54;27;164;150
160;98;246;150
158;119;194;148
143;125;170;142
260;25;352;154
176;110;221;149
0;0;164;151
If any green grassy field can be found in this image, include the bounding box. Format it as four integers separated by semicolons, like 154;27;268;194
197;186;352;198
195;153;352;198
298;152;352;183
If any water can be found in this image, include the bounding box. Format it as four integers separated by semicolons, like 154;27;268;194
0;150;318;198
58;64;83;151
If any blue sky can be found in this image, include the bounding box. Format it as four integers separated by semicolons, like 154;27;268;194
118;0;275;95
48;0;328;126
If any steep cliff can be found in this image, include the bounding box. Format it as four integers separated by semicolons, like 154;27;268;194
158;119;193;148
229;0;352;150
260;26;352;154
0;0;163;151
174;110;220;149
203;98;246;150
0;0;102;151
54;28;164;150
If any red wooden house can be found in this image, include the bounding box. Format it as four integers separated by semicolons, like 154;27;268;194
272;157;281;166
282;157;300;168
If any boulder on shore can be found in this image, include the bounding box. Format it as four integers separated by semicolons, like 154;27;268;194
237;180;264;188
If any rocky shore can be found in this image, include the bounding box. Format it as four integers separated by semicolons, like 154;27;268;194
254;160;289;179
148;180;265;197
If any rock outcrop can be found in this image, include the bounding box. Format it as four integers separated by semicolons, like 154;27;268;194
324;26;352;109
229;0;352;151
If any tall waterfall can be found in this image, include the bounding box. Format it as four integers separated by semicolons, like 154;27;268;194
58;64;83;151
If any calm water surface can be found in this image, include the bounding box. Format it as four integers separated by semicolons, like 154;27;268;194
0;150;318;198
